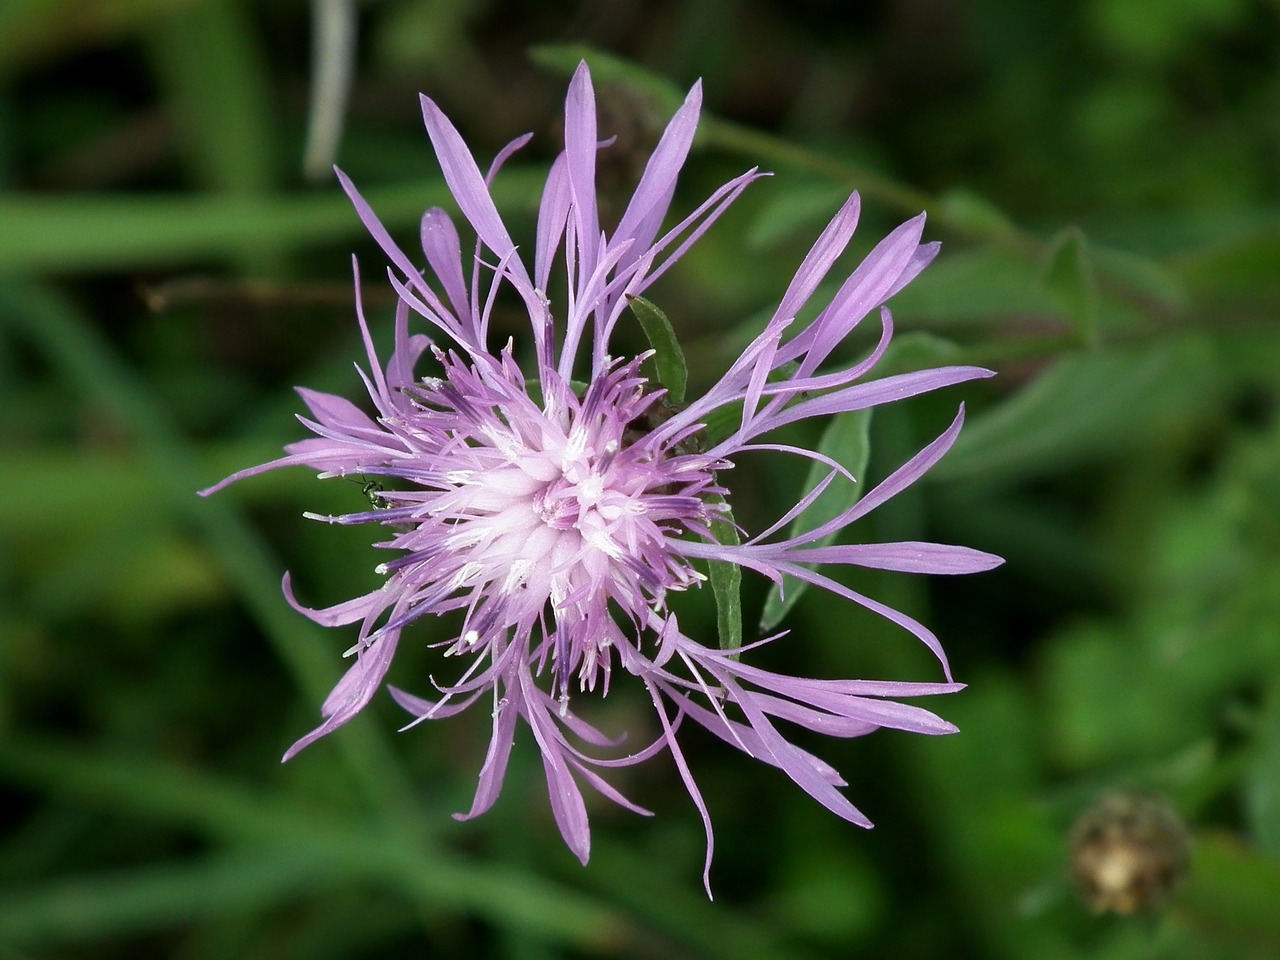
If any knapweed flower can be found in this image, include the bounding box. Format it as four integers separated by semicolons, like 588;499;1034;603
203;61;1002;890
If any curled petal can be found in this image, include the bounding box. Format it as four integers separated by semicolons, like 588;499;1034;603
282;627;401;761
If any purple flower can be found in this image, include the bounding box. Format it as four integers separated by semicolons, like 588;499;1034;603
203;61;1001;890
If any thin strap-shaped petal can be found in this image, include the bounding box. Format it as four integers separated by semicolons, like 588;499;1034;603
772;191;862;325
777;213;926;373
770;559;952;677
613;79;703;258
521;674;591;863
715;669;873;827
281;572;393;627
758;366;992;435
645;681;717;897
454;685;520;820
350;257;389;403
282;627;401;761
295;387;379;434
419;95;535;301
565;756;654;816
744;467;840;545
388;683;487;722
681;544;954;677
420;207;471;325
563;61;601;277
639;168;764;290
833;406;966;529
666;686;846;784
704;657;965;700
335;168;462;332
776;541;1005;575
198;450;333;495
883;240;940;300
748;689;956;737
535;153;571;291
485;132;534;182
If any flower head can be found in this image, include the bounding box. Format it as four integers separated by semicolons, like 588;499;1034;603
203;62;1002;890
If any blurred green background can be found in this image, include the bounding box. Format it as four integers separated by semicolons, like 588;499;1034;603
2;0;1279;957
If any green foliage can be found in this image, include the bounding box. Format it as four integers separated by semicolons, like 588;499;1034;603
628;294;687;404
3;3;1280;958
759;409;872;632
707;496;743;653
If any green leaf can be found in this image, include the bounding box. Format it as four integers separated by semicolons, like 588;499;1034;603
0;851;350;946
707;497;742;652
933;187;1021;245
628;294;687;404
0;170;549;272
875;330;964;377
884;246;1057;328
747;181;852;249
144;0;276;196
1042;226;1099;345
931;338;1220;483
1090;243;1188;313
1245;694;1280;856
759;409;872;632
1180;833;1280;948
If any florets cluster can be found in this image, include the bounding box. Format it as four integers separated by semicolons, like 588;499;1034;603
203;61;1002;890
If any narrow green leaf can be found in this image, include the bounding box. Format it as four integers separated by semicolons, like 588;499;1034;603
759;409;872;632
0;170;549;271
1246;700;1280;856
0;738;632;951
1043;227;1099;346
144;0;276;196
707;497;742;652
628;294;687;404
747;181;852;248
0;851;350;945
1090;243;1188;313
1180;833;1280;947
933;187;1021;245
932;338;1219;483
884;246;1057;328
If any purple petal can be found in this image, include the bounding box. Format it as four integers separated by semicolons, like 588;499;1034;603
282;628;400;761
281;572;389;627
719;672;873;827
841;406;967;527
772;192;861;324
534;154;571;291
613;79;702;258
883;240;940;300
563;61;601;274
420;207;471;324
761;367;993;434
418;95;534;299
454;688;519;820
296;387;379;434
785;541;1005;575
566;756;654;816
776;213;926;372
